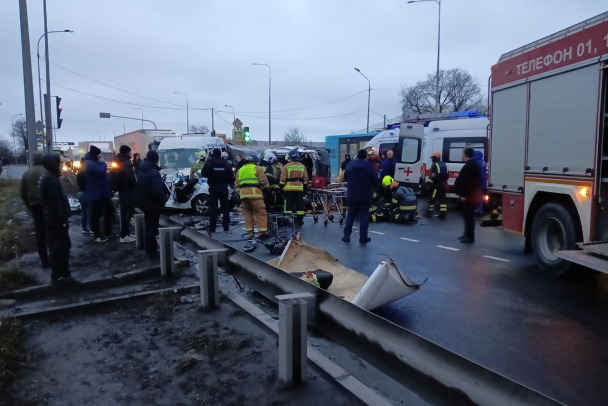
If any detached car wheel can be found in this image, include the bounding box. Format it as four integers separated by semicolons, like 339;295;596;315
192;194;210;215
530;203;577;276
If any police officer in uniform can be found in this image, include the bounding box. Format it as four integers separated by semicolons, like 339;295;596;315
202;148;235;232
236;154;269;239
425;152;449;219
280;149;308;225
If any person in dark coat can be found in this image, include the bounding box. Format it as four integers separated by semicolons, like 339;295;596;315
38;153;75;286
20;152;50;268
378;150;396;180
136;150;170;258
115;145;137;242
76;155;92;235
342;149;378;244
85;145;115;242
453;147;482;244
340;154;351;172
201;148;235;232
132;153;142;178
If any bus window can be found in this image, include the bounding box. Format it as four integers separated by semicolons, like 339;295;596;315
399;138;420;163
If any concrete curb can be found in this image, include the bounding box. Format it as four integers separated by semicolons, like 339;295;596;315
0;260;189;301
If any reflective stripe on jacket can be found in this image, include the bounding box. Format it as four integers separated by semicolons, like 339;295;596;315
427;161;448;184
237;164;268;199
280;162;308;192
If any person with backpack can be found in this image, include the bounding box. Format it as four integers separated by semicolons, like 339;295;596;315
114;145;137;242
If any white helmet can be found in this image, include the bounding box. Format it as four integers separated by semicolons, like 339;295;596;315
195;150;207;161
264;152;277;164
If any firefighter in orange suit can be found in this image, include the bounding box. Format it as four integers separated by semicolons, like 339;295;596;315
280;148;309;225
236;153;269;238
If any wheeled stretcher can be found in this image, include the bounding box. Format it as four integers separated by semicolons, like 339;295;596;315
309;183;347;226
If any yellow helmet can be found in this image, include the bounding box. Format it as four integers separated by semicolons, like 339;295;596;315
430;151;441;159
382;175;394;187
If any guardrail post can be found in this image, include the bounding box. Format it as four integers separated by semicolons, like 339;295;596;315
158;228;174;277
134;214;145;250
198;250;224;309
278;296;307;385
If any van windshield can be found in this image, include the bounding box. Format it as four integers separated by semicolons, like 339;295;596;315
158;148;199;168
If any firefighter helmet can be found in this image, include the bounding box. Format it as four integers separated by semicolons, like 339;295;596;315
264;151;277;164
288;148;301;161
382;176;394;188
195;150;207;161
243;153;259;164
430;151;441;159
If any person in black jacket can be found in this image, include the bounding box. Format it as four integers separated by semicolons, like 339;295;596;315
201;148;235;232
114;145;137;242
136;150;170;258
38;153;75;285
342;149;378;244
453;147;482;244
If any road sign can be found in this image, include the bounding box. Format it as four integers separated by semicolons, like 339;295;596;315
35;120;45;132
99;112;111;118
36;131;44;142
232;129;243;140
233;118;243;129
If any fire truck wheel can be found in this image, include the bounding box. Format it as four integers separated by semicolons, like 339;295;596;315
531;203;576;276
192;194;210;216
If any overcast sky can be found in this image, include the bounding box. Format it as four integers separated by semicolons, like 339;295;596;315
1;0;606;145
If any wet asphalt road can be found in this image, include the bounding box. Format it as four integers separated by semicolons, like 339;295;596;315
179;201;608;406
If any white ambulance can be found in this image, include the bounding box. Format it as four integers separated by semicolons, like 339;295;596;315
421;117;489;197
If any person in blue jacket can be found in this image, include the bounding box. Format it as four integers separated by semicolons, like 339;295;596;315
136;150;170;258
342;149;378;244
85;146;115;242
474;150;488;213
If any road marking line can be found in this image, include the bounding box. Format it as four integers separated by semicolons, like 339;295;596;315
436;245;460;251
483;255;511;262
369;231;385;235
400;237;420;243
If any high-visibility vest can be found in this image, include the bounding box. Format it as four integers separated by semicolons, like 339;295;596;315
280;162;306;192
427;161;448;184
237;164;264;199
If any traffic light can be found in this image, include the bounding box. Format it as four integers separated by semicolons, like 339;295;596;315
243;126;250;143
56;97;63;129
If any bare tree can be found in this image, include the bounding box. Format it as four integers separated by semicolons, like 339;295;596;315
400;68;483;117
189;124;209;134
0;139;14;163
11;118;27;150
284;127;307;144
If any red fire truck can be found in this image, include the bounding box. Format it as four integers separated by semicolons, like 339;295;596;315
487;12;608;275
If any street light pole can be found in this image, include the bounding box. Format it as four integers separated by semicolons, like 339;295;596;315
407;0;441;112
252;63;271;144
37;28;73;151
132;107;143;128
354;68;371;133
174;91;189;134
12;114;23;164
225;104;235;127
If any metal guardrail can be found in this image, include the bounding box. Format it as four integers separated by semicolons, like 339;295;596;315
162;216;563;405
